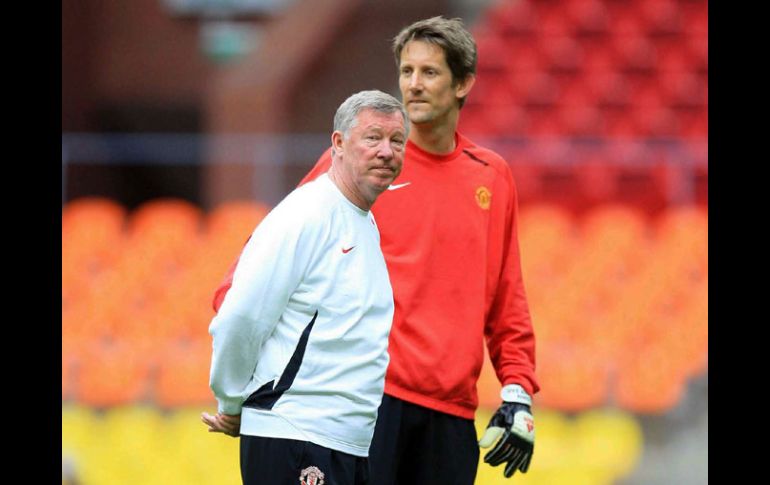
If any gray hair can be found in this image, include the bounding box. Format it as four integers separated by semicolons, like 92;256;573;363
333;90;409;139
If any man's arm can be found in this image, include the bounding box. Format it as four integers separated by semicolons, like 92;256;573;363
208;202;318;415
484;166;538;395
211;147;334;314
479;166;539;478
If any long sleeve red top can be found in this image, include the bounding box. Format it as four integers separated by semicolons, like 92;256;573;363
213;132;538;419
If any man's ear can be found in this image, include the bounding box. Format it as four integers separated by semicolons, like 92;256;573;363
331;131;344;156
456;73;476;101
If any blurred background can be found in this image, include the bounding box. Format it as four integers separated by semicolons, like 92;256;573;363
61;0;708;483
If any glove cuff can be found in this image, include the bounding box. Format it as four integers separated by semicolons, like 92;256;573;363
501;384;532;406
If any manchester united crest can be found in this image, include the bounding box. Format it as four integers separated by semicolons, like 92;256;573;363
475;186;491;210
300;466;325;485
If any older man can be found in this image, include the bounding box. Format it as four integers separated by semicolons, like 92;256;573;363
203;89;408;485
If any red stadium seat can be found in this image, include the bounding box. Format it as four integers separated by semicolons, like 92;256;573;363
638;0;683;36
484;0;537;37
564;0;610;36
681;1;708;36
613;35;658;73
538;4;575;37
659;70;707;109
540;35;584;74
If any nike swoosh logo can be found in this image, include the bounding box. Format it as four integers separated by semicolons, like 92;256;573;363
342;246;355;254
387;182;411;191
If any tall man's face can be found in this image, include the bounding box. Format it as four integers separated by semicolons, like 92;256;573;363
398;40;474;126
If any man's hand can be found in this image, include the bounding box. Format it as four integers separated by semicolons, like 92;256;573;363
478;384;535;478
201;411;241;438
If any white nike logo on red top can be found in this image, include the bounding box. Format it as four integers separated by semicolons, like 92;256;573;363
387;182;411;191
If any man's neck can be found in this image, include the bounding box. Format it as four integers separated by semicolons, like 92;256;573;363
327;166;371;212
409;115;459;155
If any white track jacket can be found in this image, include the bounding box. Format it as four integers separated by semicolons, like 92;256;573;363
208;173;394;456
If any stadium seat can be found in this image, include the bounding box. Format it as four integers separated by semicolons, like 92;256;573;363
681;0;708;36
62;198;127;295
638;0;683;36
564;0;610;36
205;200;270;272
659;70;706;109
608;6;645;37
62;404;103;476
579;204;650;255
155;339;216;408
538;3;575;37
540;35;584;74
483;0;537;37
62;196;126;244
613;341;687;413
613;35;658;73
126;199;205;285
558;104;605;137
518;203;578;285
98;406;168;484
475;32;512;73
535;342;610;411
586;71;632;108
571;409;644;480
76;339;153;407
580;41;618;73
163;407;242;484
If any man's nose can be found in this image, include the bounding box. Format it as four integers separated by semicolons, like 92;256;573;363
408;73;422;91
377;140;394;160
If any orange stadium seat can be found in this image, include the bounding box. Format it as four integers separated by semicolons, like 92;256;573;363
125;199;207;300
63;198;127;296
205;200;270;263
613;342;687;414
154;339;216;408
576;204;652;293
535;342;610;411
62;196;126;244
518;204;578;311
77;339;153;408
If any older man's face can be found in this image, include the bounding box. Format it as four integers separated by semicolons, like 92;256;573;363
334;108;406;207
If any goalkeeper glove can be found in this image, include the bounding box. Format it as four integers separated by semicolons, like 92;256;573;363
478;383;535;478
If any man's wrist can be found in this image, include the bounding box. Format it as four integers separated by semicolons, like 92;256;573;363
501;384;532;406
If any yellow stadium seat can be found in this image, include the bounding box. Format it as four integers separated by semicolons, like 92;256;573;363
571;409;644;480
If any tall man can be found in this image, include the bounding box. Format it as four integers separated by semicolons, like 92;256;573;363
203;90;408;485
213;16;539;485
